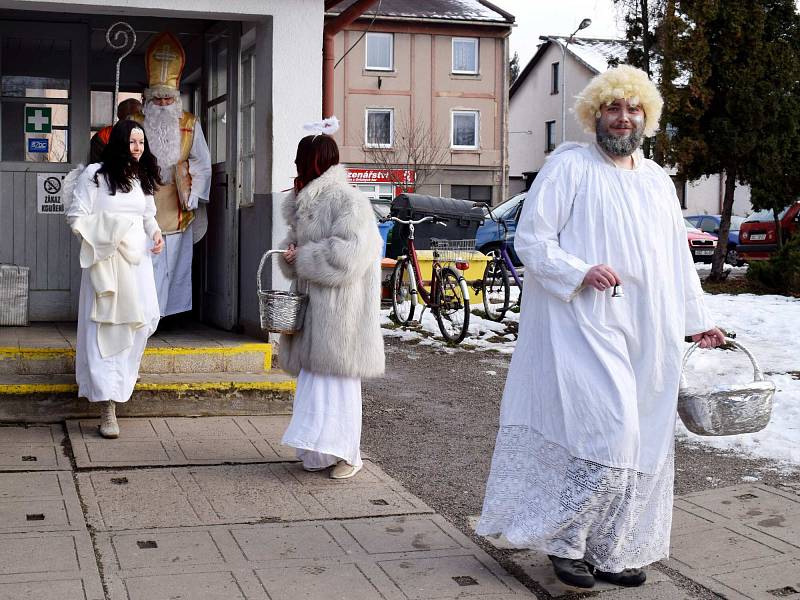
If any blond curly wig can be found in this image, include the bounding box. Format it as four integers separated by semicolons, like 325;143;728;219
573;65;663;137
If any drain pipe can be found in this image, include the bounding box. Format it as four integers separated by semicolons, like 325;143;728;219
323;0;378;118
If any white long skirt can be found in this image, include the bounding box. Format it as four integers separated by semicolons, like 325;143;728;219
75;253;160;403
281;369;363;469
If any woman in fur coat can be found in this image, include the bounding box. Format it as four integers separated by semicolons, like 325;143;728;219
278;134;385;479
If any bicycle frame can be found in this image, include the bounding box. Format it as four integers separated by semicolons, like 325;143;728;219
397;222;443;309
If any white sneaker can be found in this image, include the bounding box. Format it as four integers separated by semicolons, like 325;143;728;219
330;461;362;479
99;401;119;439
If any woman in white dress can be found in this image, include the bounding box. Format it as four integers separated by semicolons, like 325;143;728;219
277;133;385;479
66;119;163;438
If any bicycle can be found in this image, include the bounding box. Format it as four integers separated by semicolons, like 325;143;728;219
381;215;472;344
473;201;524;322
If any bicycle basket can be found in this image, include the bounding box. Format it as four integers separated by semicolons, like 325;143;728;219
430;238;480;264
678;339;775;436
256;250;308;335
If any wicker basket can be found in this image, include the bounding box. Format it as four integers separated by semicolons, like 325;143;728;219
0;264;30;326
678;338;775;436
256;250;308;335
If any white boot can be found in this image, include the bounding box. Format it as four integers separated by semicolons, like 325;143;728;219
99;401;119;439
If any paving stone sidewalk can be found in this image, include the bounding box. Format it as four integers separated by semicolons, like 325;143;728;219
1;418;799;599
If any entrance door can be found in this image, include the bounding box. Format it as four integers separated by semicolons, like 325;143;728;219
0;21;89;320
200;22;240;329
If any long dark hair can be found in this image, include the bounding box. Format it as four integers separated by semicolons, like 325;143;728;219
294;134;340;192
95;119;162;195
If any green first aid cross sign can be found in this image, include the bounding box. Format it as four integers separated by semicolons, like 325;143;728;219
25;106;52;134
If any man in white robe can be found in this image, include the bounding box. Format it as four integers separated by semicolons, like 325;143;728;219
476;65;725;589
140;32;212;317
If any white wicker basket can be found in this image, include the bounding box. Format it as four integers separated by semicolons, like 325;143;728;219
678;338;775;436
256;250;308;335
0;264;30;326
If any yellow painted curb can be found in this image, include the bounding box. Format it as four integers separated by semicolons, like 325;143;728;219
0;343;273;369
0;379;295;395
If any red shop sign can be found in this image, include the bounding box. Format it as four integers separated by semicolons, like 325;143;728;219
347;168;416;185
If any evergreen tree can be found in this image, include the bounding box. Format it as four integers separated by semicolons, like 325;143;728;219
509;51;520;85
657;0;800;281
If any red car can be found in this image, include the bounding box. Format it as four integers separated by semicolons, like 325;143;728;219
684;218;718;263
738;201;800;261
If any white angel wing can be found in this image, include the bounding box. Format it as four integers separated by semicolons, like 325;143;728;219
61;164;85;215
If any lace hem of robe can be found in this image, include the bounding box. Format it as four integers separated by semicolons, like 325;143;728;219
476;425;674;572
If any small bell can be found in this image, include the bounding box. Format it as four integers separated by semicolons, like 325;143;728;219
611;284;624;298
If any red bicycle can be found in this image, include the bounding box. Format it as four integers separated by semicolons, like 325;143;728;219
381;215;472;344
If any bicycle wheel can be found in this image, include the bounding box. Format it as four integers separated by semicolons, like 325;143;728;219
435;267;470;343
482;258;510;321
391;258;415;325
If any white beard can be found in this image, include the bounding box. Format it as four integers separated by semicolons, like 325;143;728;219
143;99;183;183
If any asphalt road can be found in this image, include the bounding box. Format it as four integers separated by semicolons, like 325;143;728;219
361;336;800;599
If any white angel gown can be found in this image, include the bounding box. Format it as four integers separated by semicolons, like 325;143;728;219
67;164;161;403
281;369;363;470
476;143;715;572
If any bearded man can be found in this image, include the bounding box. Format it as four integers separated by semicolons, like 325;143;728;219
476;66;725;589
138;31;211;317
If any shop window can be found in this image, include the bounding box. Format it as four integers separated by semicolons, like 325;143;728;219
0;36;71;162
365;33;393;71
452;110;479;149
452;38;479;74
451;185;491;202
365;108;393;147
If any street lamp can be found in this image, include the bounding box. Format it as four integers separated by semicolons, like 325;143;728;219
561;18;592;143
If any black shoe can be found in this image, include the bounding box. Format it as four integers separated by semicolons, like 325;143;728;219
593;567;647;587
548;555;595;589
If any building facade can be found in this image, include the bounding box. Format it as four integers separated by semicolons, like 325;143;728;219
0;0;325;333
508;36;752;217
326;0;514;209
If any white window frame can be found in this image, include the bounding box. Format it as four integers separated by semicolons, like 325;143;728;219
365;32;394;71
452;37;479;74
451;110;480;150
365;108;394;148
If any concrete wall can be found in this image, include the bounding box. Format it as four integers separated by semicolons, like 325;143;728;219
682;174;752;218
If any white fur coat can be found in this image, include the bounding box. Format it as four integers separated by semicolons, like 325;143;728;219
277;164;385;379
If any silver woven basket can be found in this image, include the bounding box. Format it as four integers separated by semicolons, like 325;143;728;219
678;338;775;436
0;264;30;326
256;250;308;335
430;238;480;264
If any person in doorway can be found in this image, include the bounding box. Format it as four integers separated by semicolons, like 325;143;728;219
278;132;385;479
475;65;725;588
137;31;211;318
89;98;143;164
66;119;163;438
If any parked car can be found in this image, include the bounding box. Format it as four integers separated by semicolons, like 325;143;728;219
474;192;526;265
684;218;718;263
685;214;746;265
738;201;800;261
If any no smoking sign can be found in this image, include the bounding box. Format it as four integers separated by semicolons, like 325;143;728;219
37;173;65;214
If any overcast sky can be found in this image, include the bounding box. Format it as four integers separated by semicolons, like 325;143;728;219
491;0;631;67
